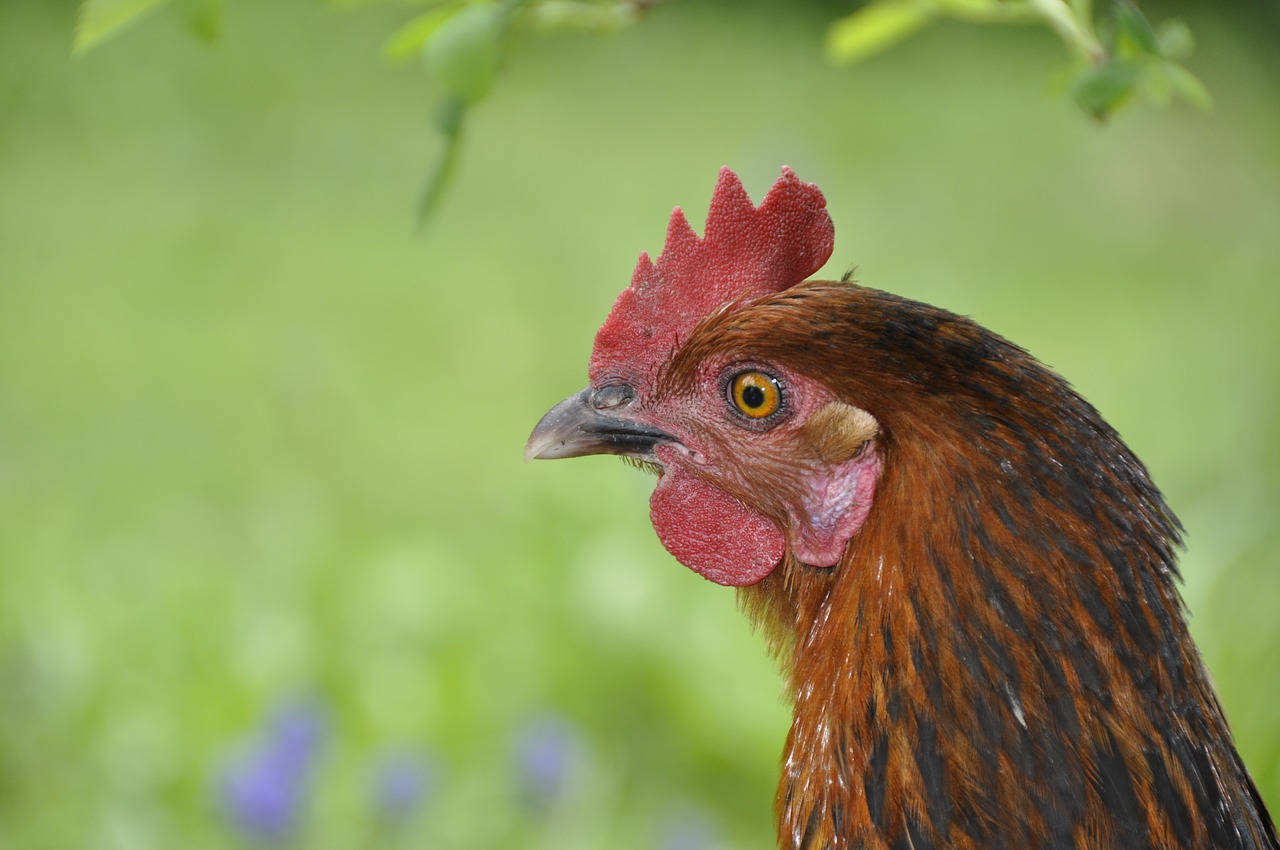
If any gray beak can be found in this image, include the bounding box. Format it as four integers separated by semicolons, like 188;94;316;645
525;386;672;462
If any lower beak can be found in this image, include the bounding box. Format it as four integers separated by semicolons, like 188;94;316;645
525;386;672;462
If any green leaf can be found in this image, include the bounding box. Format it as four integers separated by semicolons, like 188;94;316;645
385;5;462;62
1155;19;1194;62
1164;62;1212;110
1113;0;1159;56
525;1;640;33
826;0;938;64
934;0;997;12
178;0;221;43
422;4;504;105
1070;59;1141;119
74;0;173;53
935;0;1036;25
418;98;468;226
1141;62;1173;107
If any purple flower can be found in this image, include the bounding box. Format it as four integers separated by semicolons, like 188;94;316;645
372;749;438;824
220;752;305;842
268;701;325;775
218;698;327;842
513;715;580;811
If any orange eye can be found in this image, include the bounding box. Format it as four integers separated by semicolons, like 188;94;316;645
729;371;782;419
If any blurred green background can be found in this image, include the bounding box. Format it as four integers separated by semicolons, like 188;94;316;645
2;0;1279;847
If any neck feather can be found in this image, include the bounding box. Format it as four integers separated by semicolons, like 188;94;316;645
733;286;1275;849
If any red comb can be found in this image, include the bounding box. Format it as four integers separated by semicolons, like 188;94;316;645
589;167;834;385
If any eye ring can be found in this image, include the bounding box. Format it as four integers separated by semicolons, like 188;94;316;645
727;370;784;421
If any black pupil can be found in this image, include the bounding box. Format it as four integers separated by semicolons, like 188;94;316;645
741;384;766;409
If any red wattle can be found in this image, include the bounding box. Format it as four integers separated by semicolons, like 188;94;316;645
649;466;785;586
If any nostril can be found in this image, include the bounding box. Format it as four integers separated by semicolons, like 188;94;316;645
590;384;636;410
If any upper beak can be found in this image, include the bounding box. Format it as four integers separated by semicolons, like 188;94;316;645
525;386;673;462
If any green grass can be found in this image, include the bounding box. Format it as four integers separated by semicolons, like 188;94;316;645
1;1;1278;847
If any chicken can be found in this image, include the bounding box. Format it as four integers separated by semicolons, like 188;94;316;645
525;167;1278;850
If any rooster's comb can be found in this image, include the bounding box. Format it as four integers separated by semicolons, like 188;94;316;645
589;166;834;384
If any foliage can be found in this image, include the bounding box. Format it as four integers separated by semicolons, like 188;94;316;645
828;0;1209;119
75;0;223;50
72;0;1208;222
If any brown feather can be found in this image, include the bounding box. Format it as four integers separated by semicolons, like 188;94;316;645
664;280;1279;850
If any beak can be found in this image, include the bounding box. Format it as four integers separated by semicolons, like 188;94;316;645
525;386;673;462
